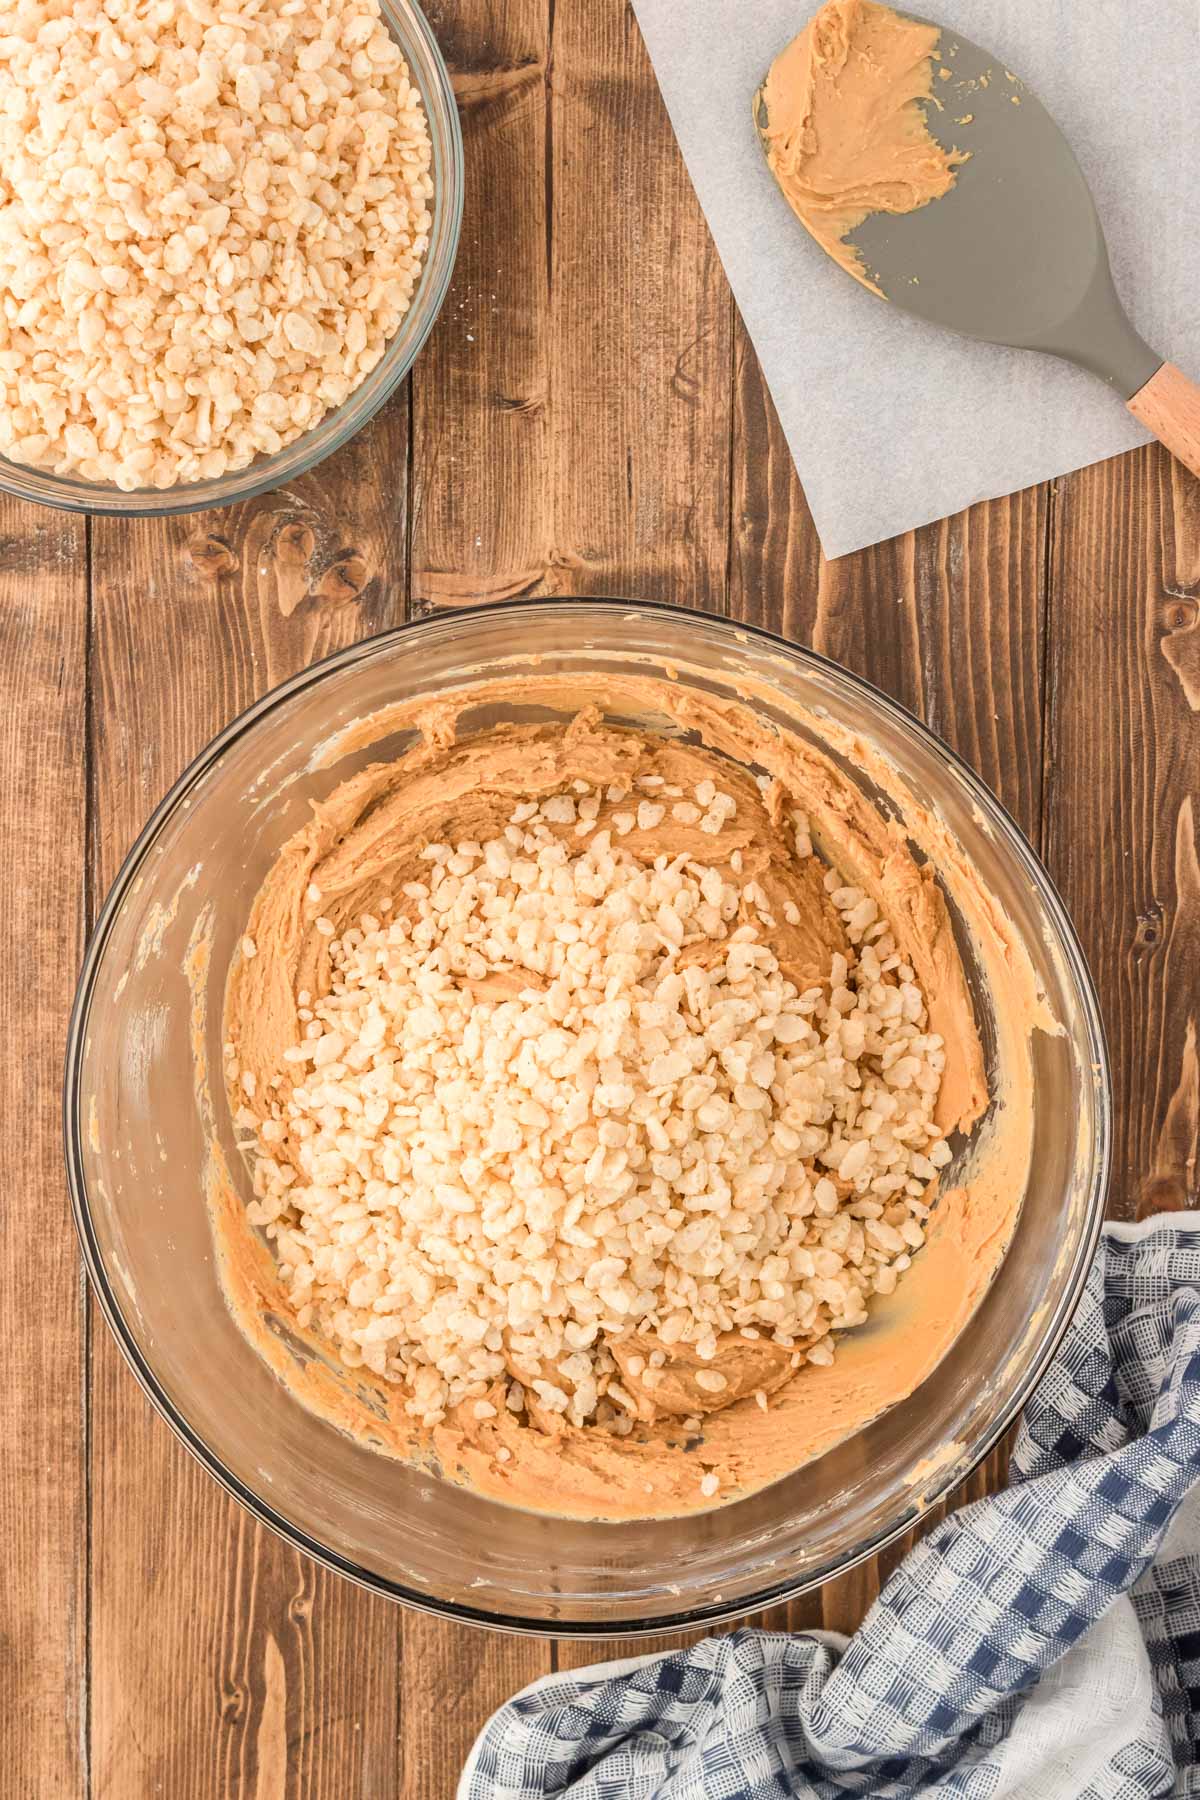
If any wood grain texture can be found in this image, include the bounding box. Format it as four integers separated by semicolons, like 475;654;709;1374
1045;445;1200;1219
410;0;552;609
0;503;89;1796
399;1617;551;1799
86;399;410;1800
411;0;732;612
542;0;732;606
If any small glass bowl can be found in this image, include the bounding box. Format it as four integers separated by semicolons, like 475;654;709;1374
65;600;1111;1636
0;0;462;518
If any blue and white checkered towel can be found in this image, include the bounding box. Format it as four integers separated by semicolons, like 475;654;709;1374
461;1217;1200;1799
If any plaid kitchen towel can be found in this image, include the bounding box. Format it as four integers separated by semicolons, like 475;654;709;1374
460;1216;1200;1799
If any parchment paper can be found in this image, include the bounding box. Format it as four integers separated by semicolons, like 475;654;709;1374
629;0;1200;559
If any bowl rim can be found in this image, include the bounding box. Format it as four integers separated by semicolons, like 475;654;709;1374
0;0;464;518
64;596;1112;1636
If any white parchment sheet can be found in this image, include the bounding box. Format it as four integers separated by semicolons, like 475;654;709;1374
630;0;1200;558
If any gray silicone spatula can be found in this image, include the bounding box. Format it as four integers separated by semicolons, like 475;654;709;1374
756;14;1200;479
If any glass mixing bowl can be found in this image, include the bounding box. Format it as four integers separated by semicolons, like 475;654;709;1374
65;601;1110;1634
0;0;462;519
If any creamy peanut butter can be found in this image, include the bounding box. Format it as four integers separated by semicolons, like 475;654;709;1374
216;672;1050;1520
756;0;965;293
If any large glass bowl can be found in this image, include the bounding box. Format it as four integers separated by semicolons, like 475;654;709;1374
65;600;1110;1634
0;0;462;519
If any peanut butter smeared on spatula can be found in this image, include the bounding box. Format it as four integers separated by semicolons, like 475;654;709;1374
755;0;965;294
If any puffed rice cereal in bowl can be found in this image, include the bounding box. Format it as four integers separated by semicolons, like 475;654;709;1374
218;670;1049;1521
0;0;444;495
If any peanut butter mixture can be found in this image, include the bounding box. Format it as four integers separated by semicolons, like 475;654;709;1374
216;673;1049;1519
756;0;965;294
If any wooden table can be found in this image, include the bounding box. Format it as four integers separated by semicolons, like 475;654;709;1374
6;4;1197;1794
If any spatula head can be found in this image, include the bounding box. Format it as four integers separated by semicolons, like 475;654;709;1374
759;14;1160;398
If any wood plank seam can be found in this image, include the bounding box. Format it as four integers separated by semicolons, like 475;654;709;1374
1;500;89;1795
1036;473;1059;861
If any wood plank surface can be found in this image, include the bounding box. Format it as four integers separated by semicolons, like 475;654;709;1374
412;0;732;613
541;0;732;608
1045;444;1200;1221
86;401;410;1800
411;0;553;610
0;503;89;1796
5;0;1197;1791
400;1617;553;1800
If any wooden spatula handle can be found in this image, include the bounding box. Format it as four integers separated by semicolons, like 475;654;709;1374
1127;363;1200;479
